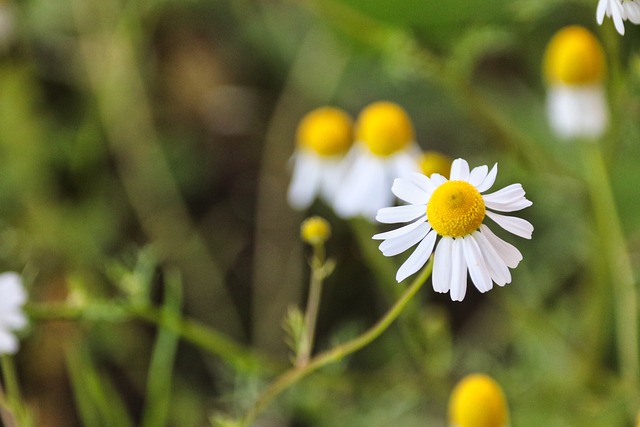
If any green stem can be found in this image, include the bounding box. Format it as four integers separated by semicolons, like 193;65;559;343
1;357;25;427
240;257;433;426
296;244;327;367
26;303;279;375
581;142;639;412
0;382;18;427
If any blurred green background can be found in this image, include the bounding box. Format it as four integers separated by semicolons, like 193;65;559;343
3;0;640;425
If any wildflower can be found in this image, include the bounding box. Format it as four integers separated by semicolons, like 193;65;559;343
448;374;509;427
419;150;452;178
543;26;608;140
333;101;420;219
596;0;640;35
300;216;331;246
0;272;27;355
373;158;532;301
287;107;353;210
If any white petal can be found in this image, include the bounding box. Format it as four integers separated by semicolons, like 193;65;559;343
480;224;522;269
363;166;395;220
483;183;532;212
379;222;431;256
469;165;488;187
334;153;386;218
287;153;322;209
432;237;452;293
396;230;437;282
546;85;609;140
486;211;534;239
0;329;18;355
376;204;426;224
463;235;493;293
612;0;626;35
597;0;608;23
476;163;498;192
473;230;511;286
389;149;420;179
430;173;447;186
373;217;427;240
410;172;438;195
450;158;470;181
318;158;349;205
450;238;468;301
392;178;429;205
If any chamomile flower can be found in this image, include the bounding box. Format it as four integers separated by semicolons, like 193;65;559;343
0;272;27;355
419;150;452;178
373;158;532;302
596;0;640;35
287;107;353;210
543;26;608;140
333;101;420;219
448;374;510;427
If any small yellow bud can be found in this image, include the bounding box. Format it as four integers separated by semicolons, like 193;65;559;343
300;216;331;245
297;107;353;157
543;26;606;86
419;151;452;178
356;101;415;157
448;374;509;427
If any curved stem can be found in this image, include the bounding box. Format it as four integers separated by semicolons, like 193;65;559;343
240;257;434;426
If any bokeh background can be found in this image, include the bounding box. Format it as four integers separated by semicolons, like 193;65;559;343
3;0;640;425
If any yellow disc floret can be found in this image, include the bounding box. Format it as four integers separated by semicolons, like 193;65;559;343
427;181;485;237
543;26;606;86
448;374;509;427
297;107;353;157
300;216;331;245
419;151;452;178
356;101;414;157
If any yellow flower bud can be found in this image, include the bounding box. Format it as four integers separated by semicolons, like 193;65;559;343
300;216;331;245
297;107;353;157
448;374;509;427
356;101;415;157
419;150;452;178
543;26;606;86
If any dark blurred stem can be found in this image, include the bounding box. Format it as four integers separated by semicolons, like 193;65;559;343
0;382;18;427
581;142;639;413
240;257;433;427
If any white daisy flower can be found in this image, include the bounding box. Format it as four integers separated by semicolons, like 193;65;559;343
543;26;608;140
287;107;354;210
333;101;420;220
0;272;27;354
373;158;533;302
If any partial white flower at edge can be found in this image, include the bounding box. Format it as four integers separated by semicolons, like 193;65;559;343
0;272;27;355
597;0;640;35
547;85;608;140
373;158;533;302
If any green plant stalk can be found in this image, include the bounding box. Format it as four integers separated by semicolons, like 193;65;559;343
240;257;434;426
26;303;279;375
0;356;27;427
296;243;327;367
581;142;639;411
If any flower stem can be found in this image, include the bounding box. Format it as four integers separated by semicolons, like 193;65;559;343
296;243;327;367
581;142;639;411
240;257;434;426
0;356;27;427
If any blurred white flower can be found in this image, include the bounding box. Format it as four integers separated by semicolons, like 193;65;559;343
287;107;353;210
543;26;608;140
373;158;532;301
0;272;27;355
333;101;420;220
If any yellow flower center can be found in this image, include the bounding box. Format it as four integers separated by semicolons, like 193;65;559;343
297;107;353;157
427;180;485;237
448;374;509;427
419;150;452;178
543;25;606;86
356;101;414;157
300;216;331;245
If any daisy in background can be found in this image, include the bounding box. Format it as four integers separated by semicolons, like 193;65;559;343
333;101;420;220
287;107;353;210
448;374;510;427
543;26;608;140
0;272;27;355
419;150;452;178
373;158;533;302
596;0;640;35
